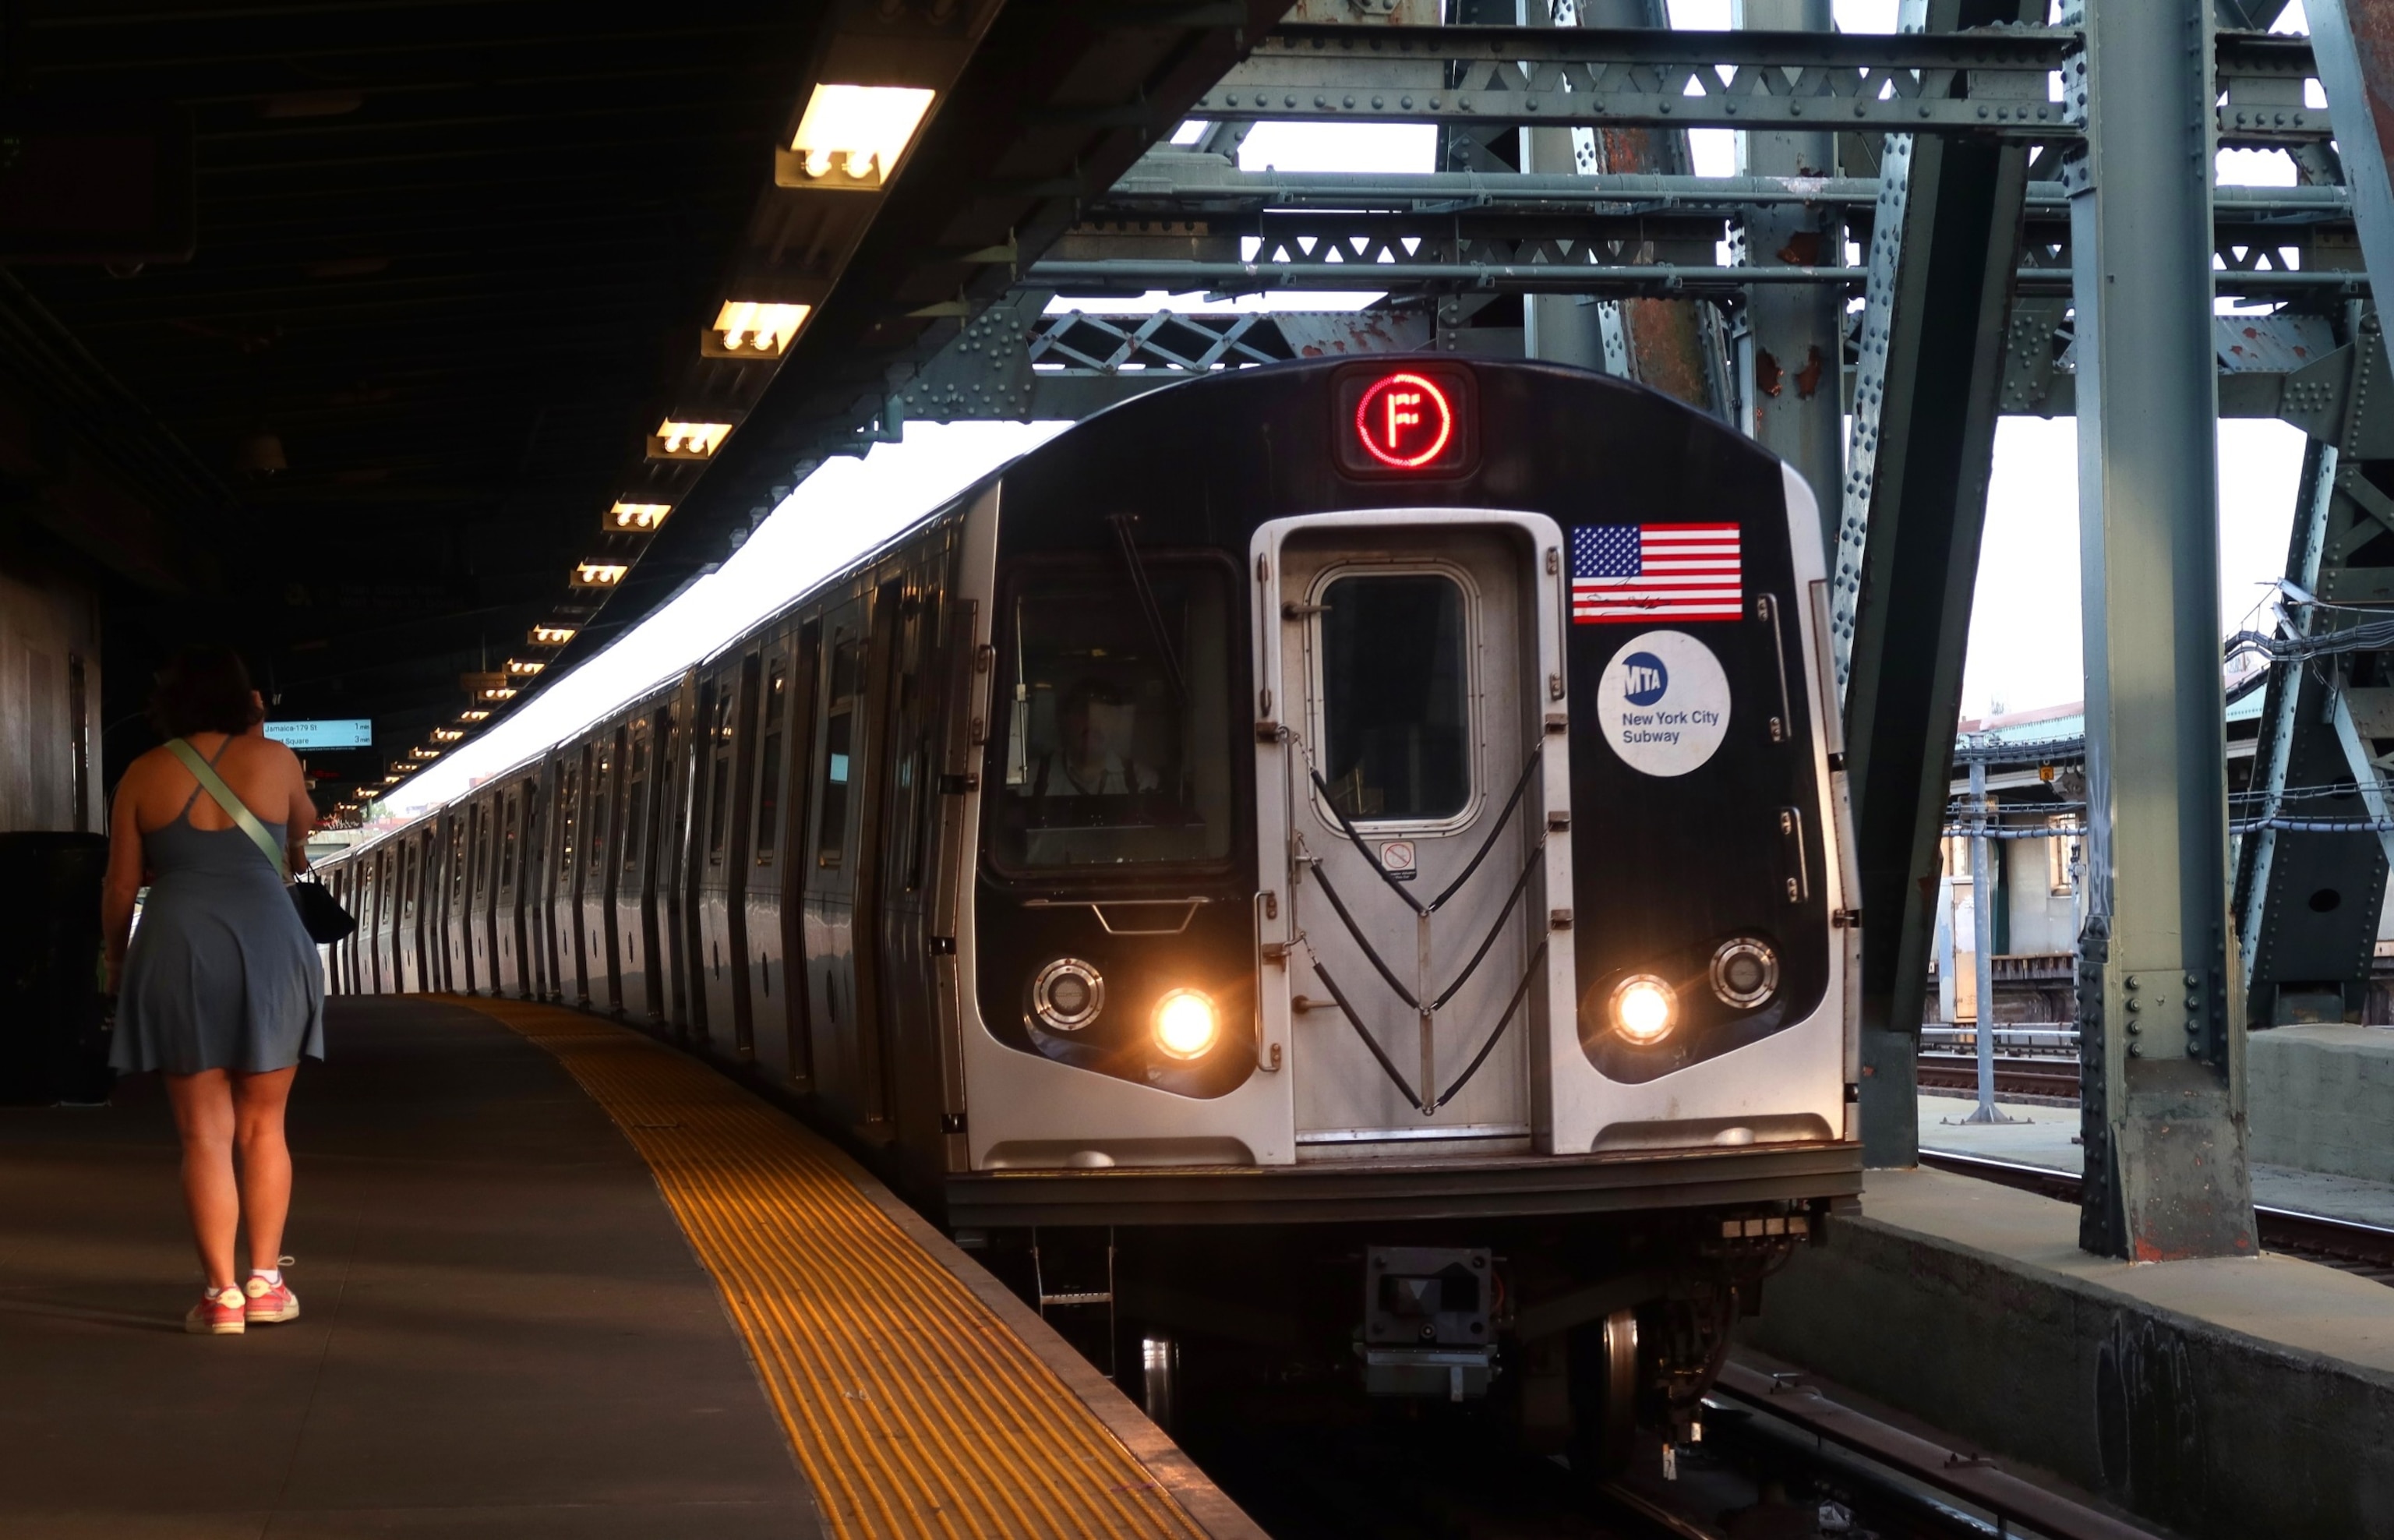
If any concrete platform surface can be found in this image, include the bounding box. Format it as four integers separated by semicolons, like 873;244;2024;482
1751;1164;2394;1538
1917;1091;2394;1229
0;998;828;1538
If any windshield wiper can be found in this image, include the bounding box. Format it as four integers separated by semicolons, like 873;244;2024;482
1104;513;1188;708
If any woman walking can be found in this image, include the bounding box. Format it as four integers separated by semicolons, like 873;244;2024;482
102;646;325;1335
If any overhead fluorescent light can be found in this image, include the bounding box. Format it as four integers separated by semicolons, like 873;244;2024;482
431;727;464;743
459;709;491;722
506;659;546;676
572;561;630;588
707;302;810;359
607;502;673;532
783;83;936;189
529;624;577;646
384;773;406;784
409;747;441;761
477;684;519;703
649;420;732;460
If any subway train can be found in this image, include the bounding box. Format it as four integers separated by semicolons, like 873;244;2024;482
312;356;1860;1461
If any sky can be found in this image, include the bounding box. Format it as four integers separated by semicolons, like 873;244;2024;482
380;0;2322;818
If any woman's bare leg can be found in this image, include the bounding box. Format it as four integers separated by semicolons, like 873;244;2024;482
164;1071;238;1289
231;1068;297;1273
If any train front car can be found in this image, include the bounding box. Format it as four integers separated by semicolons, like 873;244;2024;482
949;356;1857;1457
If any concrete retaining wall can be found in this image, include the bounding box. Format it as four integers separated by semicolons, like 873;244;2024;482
1746;1171;2394;1540
2249;1025;2394;1184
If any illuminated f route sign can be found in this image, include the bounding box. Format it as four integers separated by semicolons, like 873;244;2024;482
1333;364;1474;478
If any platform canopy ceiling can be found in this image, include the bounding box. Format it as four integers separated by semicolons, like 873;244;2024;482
0;0;1280;796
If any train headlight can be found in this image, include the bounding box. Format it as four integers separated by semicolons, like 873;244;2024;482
1153;988;1220;1059
1709;938;1780;1009
1611;976;1677;1044
1032;958;1104;1031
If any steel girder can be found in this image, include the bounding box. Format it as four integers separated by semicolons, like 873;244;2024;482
2067;0;2257;1262
1838;0;2043;1170
1191;23;2325;143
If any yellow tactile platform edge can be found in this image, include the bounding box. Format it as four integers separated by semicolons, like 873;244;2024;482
456;998;1207;1540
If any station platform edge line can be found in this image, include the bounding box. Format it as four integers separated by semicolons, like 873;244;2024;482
451;996;1262;1540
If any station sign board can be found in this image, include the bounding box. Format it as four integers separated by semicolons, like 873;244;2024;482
265;719;373;751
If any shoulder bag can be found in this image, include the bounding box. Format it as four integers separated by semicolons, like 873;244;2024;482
165;738;360;945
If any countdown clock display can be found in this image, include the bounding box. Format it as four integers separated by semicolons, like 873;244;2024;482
1331;362;1475;478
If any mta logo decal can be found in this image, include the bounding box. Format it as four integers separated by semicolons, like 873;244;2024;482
1622;652;1669;707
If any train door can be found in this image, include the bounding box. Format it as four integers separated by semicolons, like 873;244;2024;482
495;786;523;995
615;714;657;1020
444;811;472;992
366;848;389;992
397;836;423;993
775;622;824;1088
469;797;494;994
742;645;796;1078
525;773;558;1001
803;606;873;1125
1255;514;1575;1160
694;657;759;1058
682;681;717;1044
582;729;623;1015
556;751;588;1005
657;696;693;1033
870;581;943;1150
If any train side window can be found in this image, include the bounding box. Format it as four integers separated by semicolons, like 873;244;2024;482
558;765;579;883
1318;572;1471;823
589;741;613;876
707;685;736;862
754;659;786;865
500;790;520;895
816;635;860;869
622;721;648;878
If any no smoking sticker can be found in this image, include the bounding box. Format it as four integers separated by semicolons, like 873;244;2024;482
1596;630;1732;777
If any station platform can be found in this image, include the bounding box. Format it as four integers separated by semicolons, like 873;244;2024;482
1749;1146;2394;1540
0;996;1261;1540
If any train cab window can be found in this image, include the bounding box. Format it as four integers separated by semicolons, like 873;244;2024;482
755;660;786;865
817;637;860;869
1318;572;1471;824
993;560;1234;871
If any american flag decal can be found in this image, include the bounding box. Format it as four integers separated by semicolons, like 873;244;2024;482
1570;523;1743;624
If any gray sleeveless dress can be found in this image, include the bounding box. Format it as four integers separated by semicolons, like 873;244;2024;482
110;740;327;1076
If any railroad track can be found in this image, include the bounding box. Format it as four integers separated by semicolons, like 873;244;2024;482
1914;1051;2080;1100
1919;1148;2394;1284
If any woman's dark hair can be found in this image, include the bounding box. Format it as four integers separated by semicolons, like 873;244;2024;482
148;646;263;739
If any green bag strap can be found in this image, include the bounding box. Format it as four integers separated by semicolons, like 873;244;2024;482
165;737;288;883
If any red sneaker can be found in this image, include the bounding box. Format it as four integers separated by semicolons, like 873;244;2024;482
243;1275;299;1325
185;1285;245;1335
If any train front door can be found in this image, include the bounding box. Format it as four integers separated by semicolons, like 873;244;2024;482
1255;512;1575;1160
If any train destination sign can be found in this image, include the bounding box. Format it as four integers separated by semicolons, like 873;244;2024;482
1334;363;1474;478
265;719;373;751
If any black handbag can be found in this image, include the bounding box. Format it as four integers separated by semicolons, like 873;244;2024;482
288;876;360;945
167;739;360;945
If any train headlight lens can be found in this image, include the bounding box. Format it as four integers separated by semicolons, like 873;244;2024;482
1032;958;1103;1032
1153;989;1220;1059
1612;976;1676;1044
1710;938;1780;1009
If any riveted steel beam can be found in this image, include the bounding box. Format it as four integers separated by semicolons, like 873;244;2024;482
2067;0;2258;1262
1190;23;2325;142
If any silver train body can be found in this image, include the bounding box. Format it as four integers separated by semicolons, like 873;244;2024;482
315;359;1861;1434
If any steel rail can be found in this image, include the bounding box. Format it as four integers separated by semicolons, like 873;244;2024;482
1711;1355;2165;1540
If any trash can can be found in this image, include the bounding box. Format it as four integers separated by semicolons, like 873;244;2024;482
0;832;112;1104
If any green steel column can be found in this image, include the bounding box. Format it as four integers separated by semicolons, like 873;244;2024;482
2064;0;2257;1259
